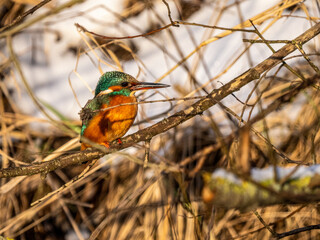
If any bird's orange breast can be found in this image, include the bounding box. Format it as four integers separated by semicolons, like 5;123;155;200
81;95;137;150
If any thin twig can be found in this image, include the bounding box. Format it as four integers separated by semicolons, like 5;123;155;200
0;0;85;39
162;0;178;26
75;20;257;41
276;224;320;239
253;210;278;237
0;0;53;33
143;140;150;169
243;39;293;44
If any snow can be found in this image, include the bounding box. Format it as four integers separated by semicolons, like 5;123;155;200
211;165;320;184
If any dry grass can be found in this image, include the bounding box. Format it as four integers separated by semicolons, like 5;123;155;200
1;0;320;239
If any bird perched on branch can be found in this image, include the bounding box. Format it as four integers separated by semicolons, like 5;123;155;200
79;71;169;150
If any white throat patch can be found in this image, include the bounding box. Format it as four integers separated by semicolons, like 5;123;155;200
96;89;114;97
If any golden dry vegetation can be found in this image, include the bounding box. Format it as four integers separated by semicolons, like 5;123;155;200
1;0;320;239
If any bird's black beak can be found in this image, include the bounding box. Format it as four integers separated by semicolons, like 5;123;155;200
130;82;170;91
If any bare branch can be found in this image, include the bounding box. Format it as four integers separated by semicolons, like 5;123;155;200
0;0;53;33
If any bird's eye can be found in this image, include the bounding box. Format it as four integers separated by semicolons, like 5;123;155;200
121;82;129;87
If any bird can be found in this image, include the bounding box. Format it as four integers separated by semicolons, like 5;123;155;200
79;71;170;150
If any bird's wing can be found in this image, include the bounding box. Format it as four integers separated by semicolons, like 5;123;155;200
79;95;109;136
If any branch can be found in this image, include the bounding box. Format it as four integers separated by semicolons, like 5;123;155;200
0;0;53;34
0;151;104;178
0;0;85;39
161;0;179;27
277;224;320;239
1;21;320;178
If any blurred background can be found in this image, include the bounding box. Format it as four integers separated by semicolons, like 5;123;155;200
1;0;320;239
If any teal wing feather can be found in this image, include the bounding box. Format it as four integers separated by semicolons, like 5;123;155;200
80;95;110;136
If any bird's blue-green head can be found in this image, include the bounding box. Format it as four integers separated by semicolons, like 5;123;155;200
95;71;170;97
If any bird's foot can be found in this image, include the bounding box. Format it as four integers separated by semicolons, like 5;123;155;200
117;138;123;145
102;142;110;148
101;139;122;149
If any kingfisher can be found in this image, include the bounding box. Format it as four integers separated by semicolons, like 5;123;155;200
80;71;169;150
